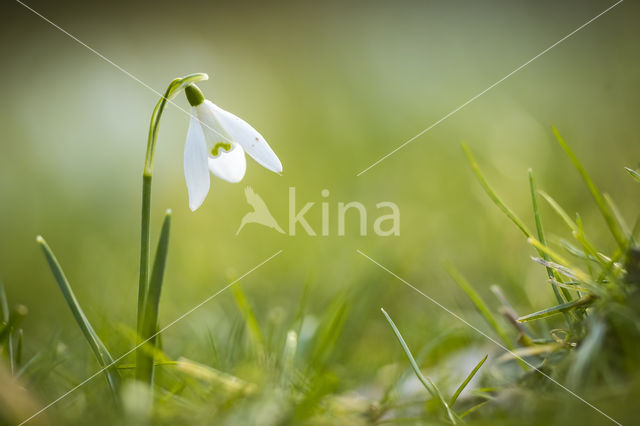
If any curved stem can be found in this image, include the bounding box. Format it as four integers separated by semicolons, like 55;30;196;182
136;73;207;385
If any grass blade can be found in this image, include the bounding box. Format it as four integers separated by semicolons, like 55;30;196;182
529;170;572;310
281;330;298;387
136;210;171;384
16;328;23;368
445;264;512;350
604;193;633;245
527;238;591;284
309;297;348;370
381;308;459;424
175;357;257;395
449;355;487;406
459;400;489;418
538;190;579;233
445;264;528;372
539;192;614;280
625;167;640;183
518;294;596;322
0;277;8;323
553;127;626;249
231;284;265;357
36;236;120;395
462;143;532;238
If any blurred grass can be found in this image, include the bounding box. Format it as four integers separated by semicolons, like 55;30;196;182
1;0;639;424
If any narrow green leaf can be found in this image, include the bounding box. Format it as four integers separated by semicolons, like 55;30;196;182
460;400;489;418
16;328;23;367
462;143;532;238
496;343;563;362
529;170;572;308
381;308;459;425
0;277;8;323
293;281;311;337
232;285;265;356
539;192;613;279
527;238;591;283
518;294;597;322
574;215;623;286
625;167;640;183
450;355;487;406
557;238;597;262
444;264;512;351
604;193;633;243
175;357;257;395
281;330;298;387
538;190;579;232
547;279;590;293
137;210;171;384
553;127;626;249
446;264;529;372
36;236;120;394
309;297;348;370
567;319;606;387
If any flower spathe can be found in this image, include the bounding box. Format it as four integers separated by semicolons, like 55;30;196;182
183;84;282;211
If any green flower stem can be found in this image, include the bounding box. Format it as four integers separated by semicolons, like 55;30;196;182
136;73;207;386
137;73;208;338
138;173;152;335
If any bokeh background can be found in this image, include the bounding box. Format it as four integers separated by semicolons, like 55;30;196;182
1;0;639;422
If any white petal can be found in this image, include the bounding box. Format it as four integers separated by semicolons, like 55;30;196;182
184;112;210;211
204;100;282;173
195;101;231;151
208;144;247;183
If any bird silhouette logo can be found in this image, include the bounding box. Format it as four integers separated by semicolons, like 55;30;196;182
236;186;285;235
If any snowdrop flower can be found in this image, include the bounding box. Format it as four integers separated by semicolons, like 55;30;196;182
183;84;282;211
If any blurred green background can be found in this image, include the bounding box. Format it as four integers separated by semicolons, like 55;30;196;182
1;0;639;422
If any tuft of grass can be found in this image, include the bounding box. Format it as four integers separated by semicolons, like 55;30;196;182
462;144;577;312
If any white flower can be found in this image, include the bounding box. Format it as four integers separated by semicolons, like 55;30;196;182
183;84;282;211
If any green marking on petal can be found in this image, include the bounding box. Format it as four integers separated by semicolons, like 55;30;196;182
211;142;232;157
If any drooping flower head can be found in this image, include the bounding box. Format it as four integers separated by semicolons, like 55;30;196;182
183;84;282;211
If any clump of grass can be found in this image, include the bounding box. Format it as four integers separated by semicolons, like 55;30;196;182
445;128;640;421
